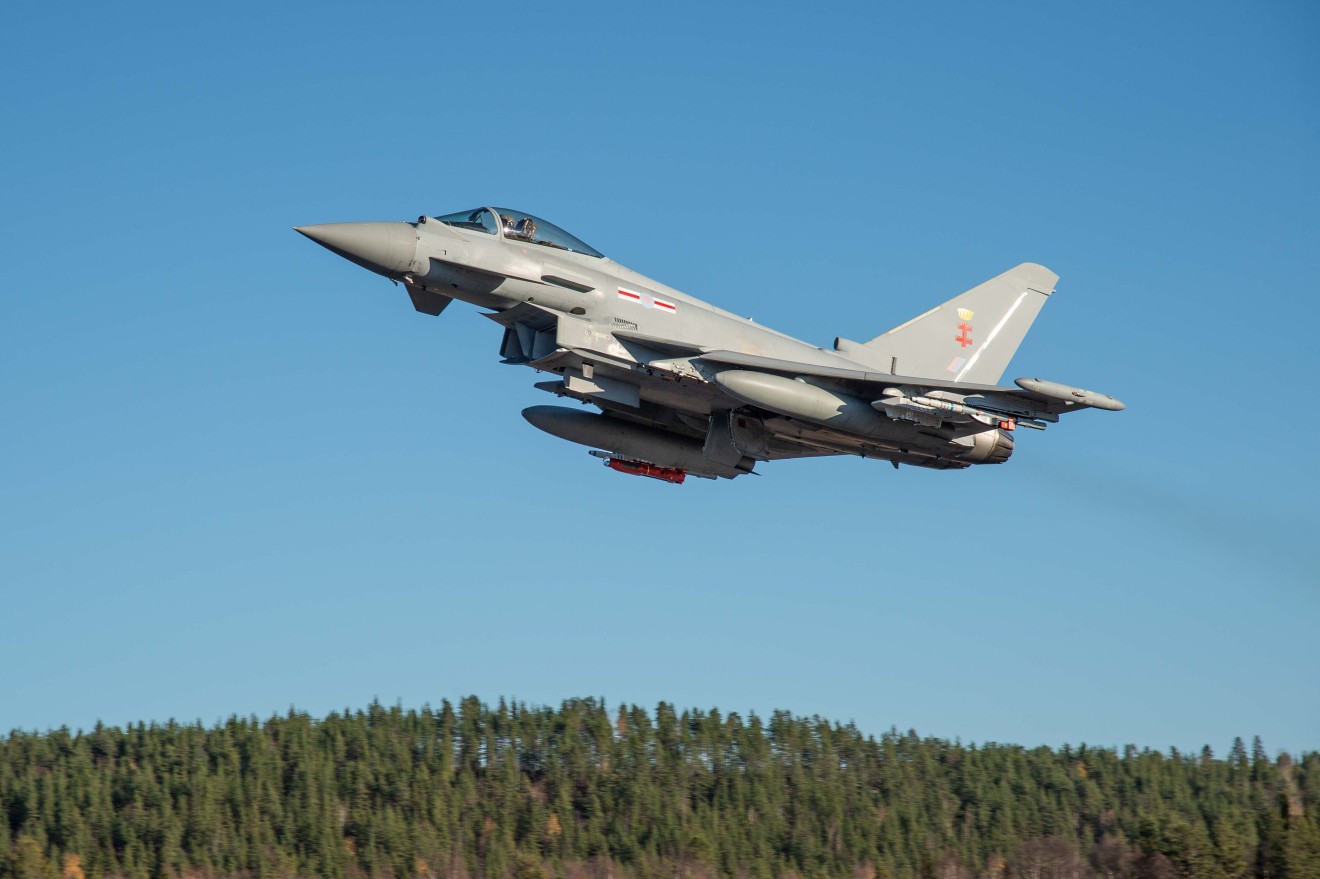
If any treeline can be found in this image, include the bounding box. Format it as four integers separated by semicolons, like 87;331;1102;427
1;698;1317;879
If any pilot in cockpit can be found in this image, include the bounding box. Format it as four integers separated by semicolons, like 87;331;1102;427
500;213;537;241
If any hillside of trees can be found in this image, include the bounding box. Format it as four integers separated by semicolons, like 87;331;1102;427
2;698;1317;879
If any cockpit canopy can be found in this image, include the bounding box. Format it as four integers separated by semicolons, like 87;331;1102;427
432;207;603;258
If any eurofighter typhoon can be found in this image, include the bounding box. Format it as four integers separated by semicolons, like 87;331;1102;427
296;208;1122;484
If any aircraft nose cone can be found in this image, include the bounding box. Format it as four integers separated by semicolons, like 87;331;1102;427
295;222;418;277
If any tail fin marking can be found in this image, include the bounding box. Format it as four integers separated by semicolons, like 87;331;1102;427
952;288;1032;383
843;263;1058;385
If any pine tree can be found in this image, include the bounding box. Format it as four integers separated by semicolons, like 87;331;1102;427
1283;817;1320;879
6;835;59;879
0;703;1312;879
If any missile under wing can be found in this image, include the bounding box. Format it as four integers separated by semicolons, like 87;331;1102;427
296;207;1122;484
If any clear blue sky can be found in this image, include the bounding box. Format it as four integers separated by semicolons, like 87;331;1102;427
3;1;1317;756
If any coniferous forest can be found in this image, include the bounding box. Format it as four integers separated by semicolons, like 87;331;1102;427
2;698;1317;879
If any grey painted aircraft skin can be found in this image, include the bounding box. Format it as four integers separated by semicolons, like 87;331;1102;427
296;207;1122;483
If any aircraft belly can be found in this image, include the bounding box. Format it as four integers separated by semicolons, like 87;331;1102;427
557;358;723;418
510;316;980;470
637;383;720;416
760;417;970;469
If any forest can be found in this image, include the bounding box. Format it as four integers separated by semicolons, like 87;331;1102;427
1;698;1316;879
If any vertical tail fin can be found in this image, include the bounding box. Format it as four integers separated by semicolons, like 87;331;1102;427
835;263;1058;384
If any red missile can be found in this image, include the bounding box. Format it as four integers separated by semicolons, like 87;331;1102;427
604;458;687;484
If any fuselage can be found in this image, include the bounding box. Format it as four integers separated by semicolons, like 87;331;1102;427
404;209;860;375
296;206;1119;480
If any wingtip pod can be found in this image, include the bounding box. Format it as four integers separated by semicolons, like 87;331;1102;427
1014;378;1125;411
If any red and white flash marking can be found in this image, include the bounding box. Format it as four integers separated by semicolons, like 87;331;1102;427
618;287;676;314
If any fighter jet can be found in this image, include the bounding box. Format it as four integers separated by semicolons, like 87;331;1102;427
296;207;1122;484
